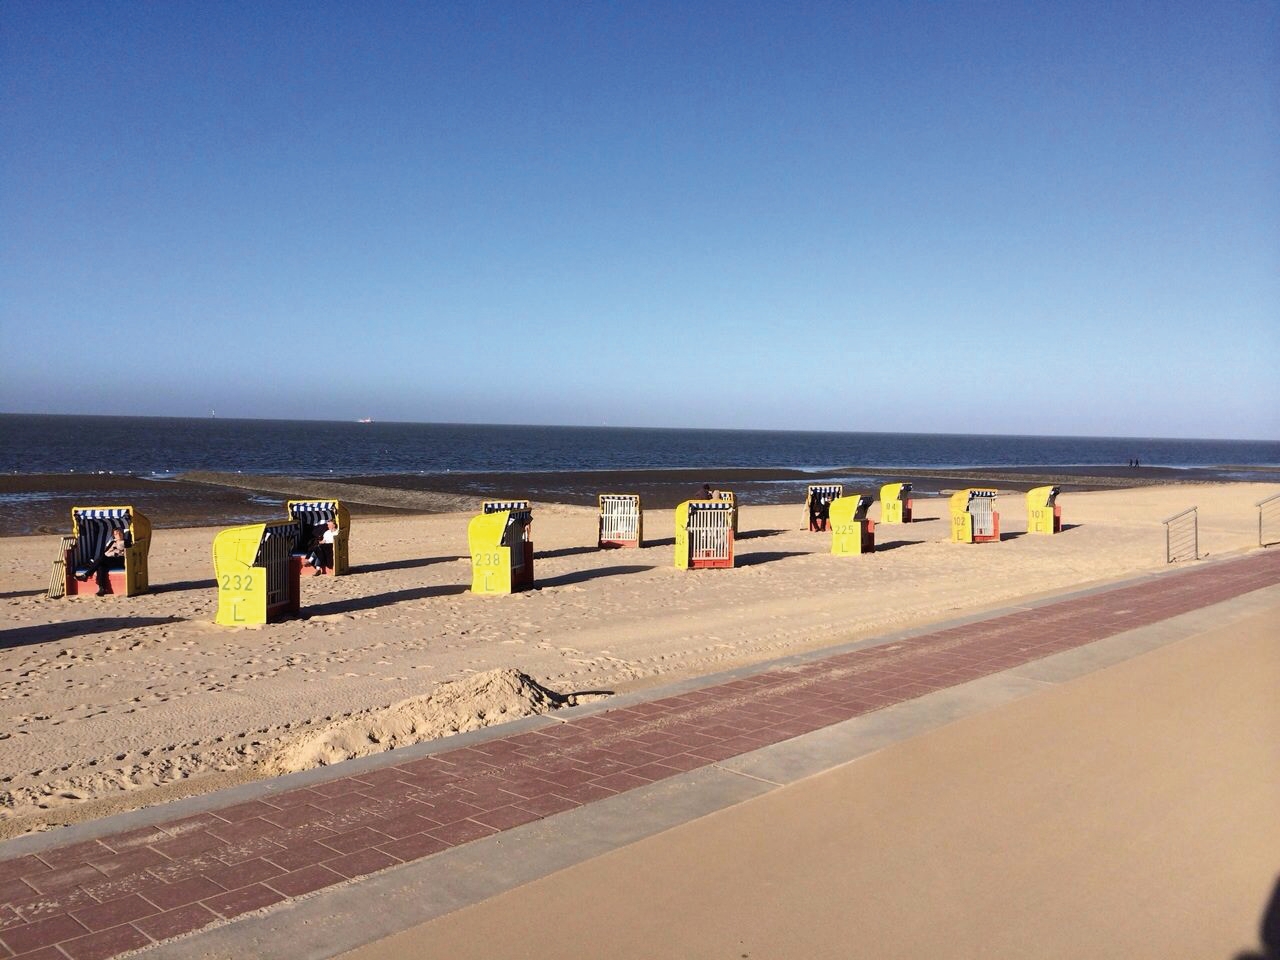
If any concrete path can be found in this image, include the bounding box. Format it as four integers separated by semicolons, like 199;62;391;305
1;549;1278;959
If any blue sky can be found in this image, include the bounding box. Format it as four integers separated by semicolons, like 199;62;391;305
2;1;1276;439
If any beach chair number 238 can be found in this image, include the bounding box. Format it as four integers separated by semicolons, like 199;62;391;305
472;552;504;568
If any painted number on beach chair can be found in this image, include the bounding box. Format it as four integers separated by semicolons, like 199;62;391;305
473;552;503;568
220;573;254;591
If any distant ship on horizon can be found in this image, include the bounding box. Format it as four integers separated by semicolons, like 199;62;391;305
357;417;373;424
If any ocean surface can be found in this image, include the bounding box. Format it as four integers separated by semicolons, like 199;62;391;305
3;414;1279;479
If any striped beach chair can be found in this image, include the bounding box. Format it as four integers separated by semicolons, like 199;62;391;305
62;506;152;597
598;494;643;548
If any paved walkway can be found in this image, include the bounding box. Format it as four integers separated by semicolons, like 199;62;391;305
2;549;1279;960
340;596;1280;960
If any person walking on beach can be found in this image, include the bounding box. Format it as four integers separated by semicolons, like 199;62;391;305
77;528;127;596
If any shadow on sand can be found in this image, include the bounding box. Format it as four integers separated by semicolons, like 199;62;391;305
872;540;919;553
536;545;601;560
0;588;46;599
1;616;184;651
353;556;463;574
536;565;655;589
304;584;469;617
1233;873;1280;960
737;551;807;567
151;578;216;595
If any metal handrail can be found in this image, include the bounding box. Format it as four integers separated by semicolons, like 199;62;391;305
1258;492;1280;548
1162;506;1198;563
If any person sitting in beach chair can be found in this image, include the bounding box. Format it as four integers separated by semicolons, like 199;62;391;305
77;528;129;596
809;494;833;532
305;520;338;576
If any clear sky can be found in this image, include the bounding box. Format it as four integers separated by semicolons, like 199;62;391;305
2;1;1276;439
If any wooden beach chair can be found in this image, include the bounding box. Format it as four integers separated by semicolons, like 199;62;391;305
598;494;643;548
675;499;735;569
469;504;534;594
950;489;1000;543
830;495;876;555
879;482;914;524
1026;486;1063;534
62;506;152;597
804;484;843;532
286;499;351;576
213;520;303;625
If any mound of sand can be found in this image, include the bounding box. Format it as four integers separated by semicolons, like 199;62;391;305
261;669;582;775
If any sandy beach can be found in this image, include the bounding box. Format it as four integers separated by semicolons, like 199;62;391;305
1;480;1275;840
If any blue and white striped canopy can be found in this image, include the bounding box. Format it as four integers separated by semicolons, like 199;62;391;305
73;508;131;519
290;501;338;511
484;500;531;513
692;500;734;510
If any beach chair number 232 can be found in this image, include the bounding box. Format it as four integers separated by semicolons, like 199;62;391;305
220;573;254;591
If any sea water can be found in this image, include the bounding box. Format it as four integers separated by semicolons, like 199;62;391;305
2;414;1277;479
